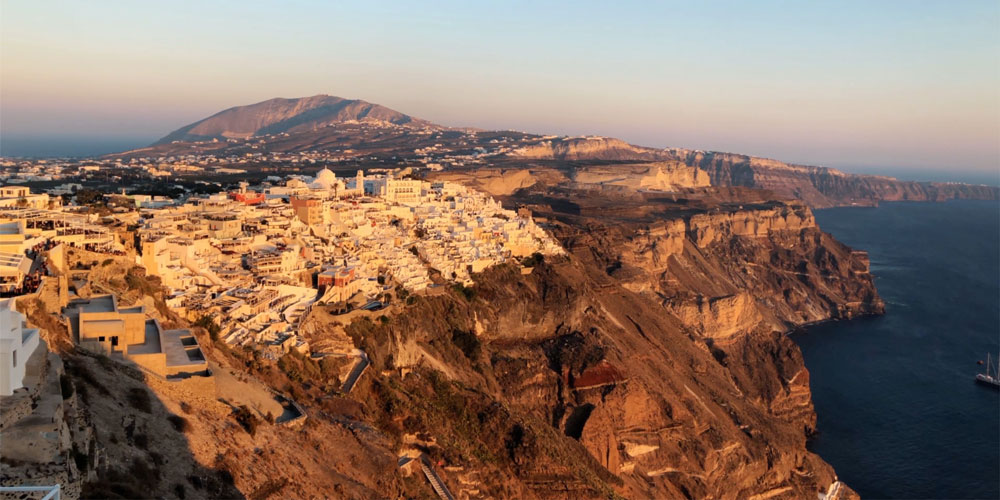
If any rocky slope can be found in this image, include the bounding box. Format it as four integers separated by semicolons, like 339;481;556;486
10;181;879;499
283;177;877;498
15;249;406;499
155;94;436;144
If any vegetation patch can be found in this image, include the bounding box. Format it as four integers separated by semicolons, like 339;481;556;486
451;329;481;360
168;414;191;433
194;315;222;342
126;387;152;413
232;405;259;436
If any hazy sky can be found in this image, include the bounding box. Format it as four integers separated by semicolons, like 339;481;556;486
2;1;998;182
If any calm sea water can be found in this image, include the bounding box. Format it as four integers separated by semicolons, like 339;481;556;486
793;200;1000;500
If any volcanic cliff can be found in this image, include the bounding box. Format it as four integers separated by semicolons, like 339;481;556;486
292;175;882;498
505;137;998;207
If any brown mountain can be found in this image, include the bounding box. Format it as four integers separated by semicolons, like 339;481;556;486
154;94;437;145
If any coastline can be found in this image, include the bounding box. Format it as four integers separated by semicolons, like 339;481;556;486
790;200;1000;498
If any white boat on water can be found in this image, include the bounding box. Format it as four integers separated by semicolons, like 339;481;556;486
975;353;1000;388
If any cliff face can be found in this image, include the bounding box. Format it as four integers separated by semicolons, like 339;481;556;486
433;163;712;200
597;200;882;331
501;138;998;207
572;162;711;191
310;181;879;499
510;137;668;161
19;180;876;499
668;150;998;208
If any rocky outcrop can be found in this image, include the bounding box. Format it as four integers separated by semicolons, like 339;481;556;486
572;161;711;191
323;177;884;499
431;168;569;197
504;137;997;207
1;343;96;500
686;203;815;247
510;137;669;161
669;292;763;339
672;150;998;208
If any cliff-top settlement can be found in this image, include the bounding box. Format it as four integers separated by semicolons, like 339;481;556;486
0;95;937;499
134;168;562;352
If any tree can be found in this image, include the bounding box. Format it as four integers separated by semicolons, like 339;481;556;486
75;189;105;207
194;315;222;342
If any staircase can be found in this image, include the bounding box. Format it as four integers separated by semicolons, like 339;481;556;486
419;457;455;500
341;351;369;393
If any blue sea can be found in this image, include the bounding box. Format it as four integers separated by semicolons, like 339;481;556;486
793;200;1000;499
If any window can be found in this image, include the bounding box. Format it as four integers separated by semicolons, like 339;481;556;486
98;336;105;342
111;336;119;347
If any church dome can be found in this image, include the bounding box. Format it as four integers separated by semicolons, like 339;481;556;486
310;168;337;190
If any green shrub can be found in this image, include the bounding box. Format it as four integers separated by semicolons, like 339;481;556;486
522;252;545;267
195;315;221;342
126;388;152;413
451;329;481;360
168;414;191;433
233;405;259;436
451;283;476;301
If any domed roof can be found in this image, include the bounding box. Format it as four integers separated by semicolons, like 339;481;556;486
309;168;337;190
316;168;336;183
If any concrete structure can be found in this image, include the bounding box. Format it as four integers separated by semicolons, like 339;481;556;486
63;295;208;378
290;196;324;227
0;220;30;254
0;206;118;252
0;298;41;396
0;252;32;293
205;213;242;239
0;186;50;209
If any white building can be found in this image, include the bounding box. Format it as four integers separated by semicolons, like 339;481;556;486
0;298;41;396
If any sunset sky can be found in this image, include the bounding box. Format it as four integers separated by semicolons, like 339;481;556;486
2;0;998;183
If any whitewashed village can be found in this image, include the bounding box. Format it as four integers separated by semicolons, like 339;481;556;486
138;168;562;350
0;165;565;497
1;165;562;379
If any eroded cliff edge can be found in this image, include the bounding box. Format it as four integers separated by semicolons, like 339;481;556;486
331;180;882;498
16;174;884;499
506;137;998;208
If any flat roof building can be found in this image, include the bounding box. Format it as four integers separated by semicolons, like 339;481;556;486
0;298;41;396
63;295;209;378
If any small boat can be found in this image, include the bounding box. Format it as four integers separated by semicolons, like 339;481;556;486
975;353;1000;389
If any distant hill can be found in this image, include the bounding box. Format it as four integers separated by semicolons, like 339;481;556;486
154;94;437;145
140;94;997;207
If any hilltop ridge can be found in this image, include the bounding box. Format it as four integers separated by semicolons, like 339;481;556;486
128;96;1000;208
154;94;437;145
